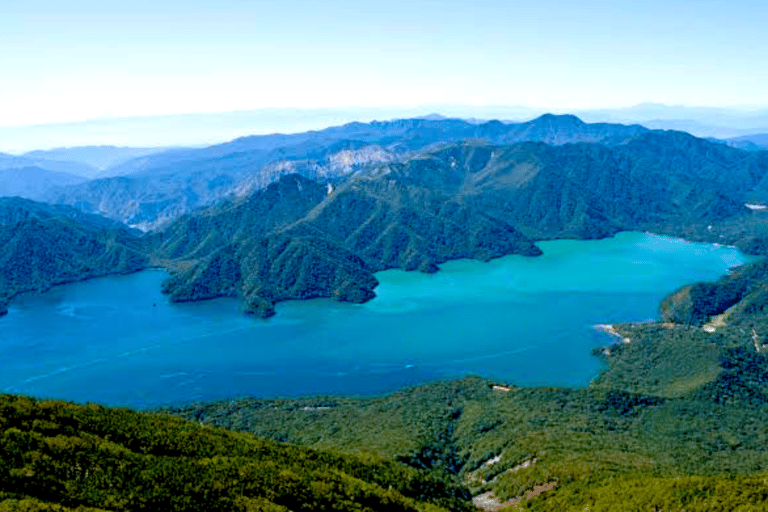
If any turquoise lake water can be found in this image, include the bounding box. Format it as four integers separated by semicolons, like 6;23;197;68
0;232;758;408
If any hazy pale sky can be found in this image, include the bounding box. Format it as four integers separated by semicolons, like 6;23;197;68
2;0;767;127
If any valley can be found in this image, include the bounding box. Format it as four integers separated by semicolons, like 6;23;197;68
8;0;768;508
5;114;768;318
1;232;752;407
4;114;768;511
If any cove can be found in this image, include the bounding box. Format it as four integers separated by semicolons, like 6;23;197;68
0;232;759;409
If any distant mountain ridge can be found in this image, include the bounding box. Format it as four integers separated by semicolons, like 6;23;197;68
45;114;649;230
726;134;768;151
0;197;141;232
0;152;96;178
22;145;169;176
153;130;768;316
5;103;768;152
0;166;87;200
576;102;768;138
98;113;650;177
5;114;768;317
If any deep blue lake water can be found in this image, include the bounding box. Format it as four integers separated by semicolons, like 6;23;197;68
0;232;758;408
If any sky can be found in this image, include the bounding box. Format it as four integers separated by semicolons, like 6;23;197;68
1;0;768;128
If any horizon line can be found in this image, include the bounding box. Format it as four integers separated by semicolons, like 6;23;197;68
4;101;768;131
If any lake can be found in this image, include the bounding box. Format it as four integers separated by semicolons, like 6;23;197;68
0;232;758;408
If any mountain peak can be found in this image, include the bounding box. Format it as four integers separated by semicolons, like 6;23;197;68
417;113;449;121
531;113;586;125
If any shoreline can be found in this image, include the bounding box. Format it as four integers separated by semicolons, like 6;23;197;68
4;229;756;321
593;323;631;344
0;265;153;318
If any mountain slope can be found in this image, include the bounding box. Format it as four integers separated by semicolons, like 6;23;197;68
152;165;542;316
169;321;768;510
154;133;768;316
44;115;649;230
44;143;379;230
0;198;148;315
0;393;470;512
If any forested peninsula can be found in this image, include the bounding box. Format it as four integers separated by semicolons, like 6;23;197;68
4;116;768;318
5;116;768;510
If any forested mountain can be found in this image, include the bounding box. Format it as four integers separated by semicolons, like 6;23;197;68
0;394;470;512
43;115;649;230
6;319;768;511
6;117;768;318
167;319;768;511
8;116;768;510
153;132;768;316
0;198;147;315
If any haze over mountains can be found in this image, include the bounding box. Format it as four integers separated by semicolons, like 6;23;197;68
2;108;766;226
39;114;648;231
0;166;86;200
22;146;170;176
3;113;768;318
575;102;768;139
0;151;95;178
727;133;768;151
3;103;768;154
7;111;768;511
0;146;170;202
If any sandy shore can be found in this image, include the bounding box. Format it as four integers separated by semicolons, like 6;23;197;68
593;324;631;343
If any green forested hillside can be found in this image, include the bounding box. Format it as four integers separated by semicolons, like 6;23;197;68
661;257;768;328
0;198;147;315
5;317;768;511
154;133;768;316
7;119;768;509
150;175;385;316
5;120;768;318
43;114;648;230
166;317;768;511
527;472;768;511
0;395;472;512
